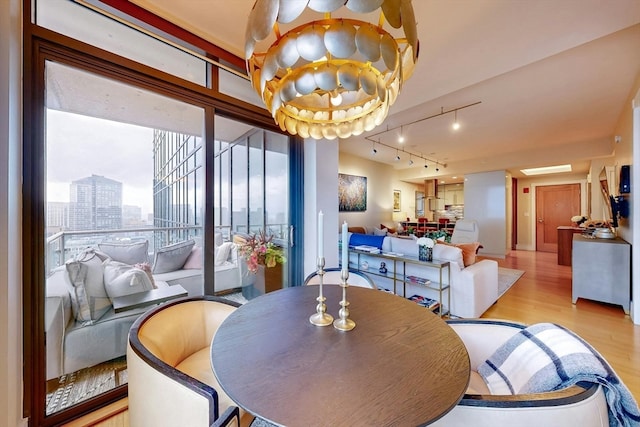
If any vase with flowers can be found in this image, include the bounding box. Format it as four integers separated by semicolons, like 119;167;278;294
238;230;286;274
416;237;435;262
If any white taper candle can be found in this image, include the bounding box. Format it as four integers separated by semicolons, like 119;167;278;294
342;221;348;270
318;211;324;259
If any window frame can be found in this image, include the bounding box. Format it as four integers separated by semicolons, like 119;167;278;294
23;20;301;427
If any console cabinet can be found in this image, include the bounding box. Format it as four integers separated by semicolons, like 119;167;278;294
571;234;630;314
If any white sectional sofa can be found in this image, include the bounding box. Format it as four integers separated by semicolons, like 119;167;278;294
347;233;499;318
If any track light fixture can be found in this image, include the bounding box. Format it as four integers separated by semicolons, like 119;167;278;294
371;140;377;156
408;154;413;166
395;149;400;161
364;101;480;166
452;109;460;130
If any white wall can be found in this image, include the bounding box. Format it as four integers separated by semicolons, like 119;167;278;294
464;171;508;258
338;152;422;228
1;0;26;425
304;139;339;277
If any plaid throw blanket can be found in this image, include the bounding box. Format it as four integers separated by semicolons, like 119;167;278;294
478;323;640;427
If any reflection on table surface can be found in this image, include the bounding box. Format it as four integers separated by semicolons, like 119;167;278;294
212;285;470;427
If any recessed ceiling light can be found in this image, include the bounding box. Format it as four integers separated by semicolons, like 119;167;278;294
520;164;572;176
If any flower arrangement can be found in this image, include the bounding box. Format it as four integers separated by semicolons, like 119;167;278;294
416;237;435;248
571;215;588;226
238;230;286;274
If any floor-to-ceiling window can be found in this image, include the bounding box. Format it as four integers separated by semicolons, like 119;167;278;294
213;116;292;292
43;59;206;417
24;1;302;425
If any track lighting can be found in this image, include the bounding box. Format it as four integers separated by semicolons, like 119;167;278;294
409;158;414;166
395;149;400;161
452;109;460;130
371;141;377;156
364;101;480;166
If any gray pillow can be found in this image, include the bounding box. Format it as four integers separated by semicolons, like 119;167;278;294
64;249;111;323
152;239;196;274
98;241;149;265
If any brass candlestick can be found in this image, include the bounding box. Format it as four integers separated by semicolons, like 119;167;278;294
309;257;333;326
333;268;356;331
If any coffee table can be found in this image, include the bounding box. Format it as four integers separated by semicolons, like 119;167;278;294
211;285;470;426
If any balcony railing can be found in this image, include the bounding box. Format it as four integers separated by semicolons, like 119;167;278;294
46;223;289;274
46;226;203;274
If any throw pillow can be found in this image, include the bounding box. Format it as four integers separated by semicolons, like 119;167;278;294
215;242;235;266
433;243;465;270
347;226;367;234
103;260;155;299
152;239;196;274
64;249;111;324
373;227;388;236
98;240;149;265
183;245;203;270
380;224;397;234
440;241;481;267
133;262;156;288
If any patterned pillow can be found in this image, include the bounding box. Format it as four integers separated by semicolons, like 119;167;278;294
64;249;111;324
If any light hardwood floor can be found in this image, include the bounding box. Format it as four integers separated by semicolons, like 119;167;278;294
70;249;640;426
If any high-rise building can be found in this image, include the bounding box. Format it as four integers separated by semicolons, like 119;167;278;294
47;201;69;235
152;130;203;246
122;204;144;228
69;175;122;230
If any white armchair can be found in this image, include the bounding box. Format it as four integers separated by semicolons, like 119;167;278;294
127;296;253;427
450;219;479;244
431;319;609;427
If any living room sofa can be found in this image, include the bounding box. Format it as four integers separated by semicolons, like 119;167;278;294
346;233;499;318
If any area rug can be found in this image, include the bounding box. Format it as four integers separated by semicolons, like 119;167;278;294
45;356;128;415
498;267;525;298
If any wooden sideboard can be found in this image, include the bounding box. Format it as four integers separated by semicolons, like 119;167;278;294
557;226;583;266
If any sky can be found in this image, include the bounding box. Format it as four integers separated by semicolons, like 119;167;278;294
47;109;155;217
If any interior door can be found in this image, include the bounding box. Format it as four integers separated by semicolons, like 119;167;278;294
536;184;580;252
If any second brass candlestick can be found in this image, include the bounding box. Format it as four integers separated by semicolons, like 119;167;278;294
333;268;356;331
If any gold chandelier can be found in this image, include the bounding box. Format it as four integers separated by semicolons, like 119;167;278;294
245;0;419;140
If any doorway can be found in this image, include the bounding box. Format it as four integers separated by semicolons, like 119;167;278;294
535;184;581;252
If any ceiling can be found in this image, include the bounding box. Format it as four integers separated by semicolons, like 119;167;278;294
127;0;640;184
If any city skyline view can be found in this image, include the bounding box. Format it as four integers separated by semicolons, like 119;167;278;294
46;109;155;217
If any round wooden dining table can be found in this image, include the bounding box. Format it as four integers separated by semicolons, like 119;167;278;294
211;285;470;427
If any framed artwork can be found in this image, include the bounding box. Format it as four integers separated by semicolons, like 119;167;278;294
338;173;367;211
393;189;401;211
